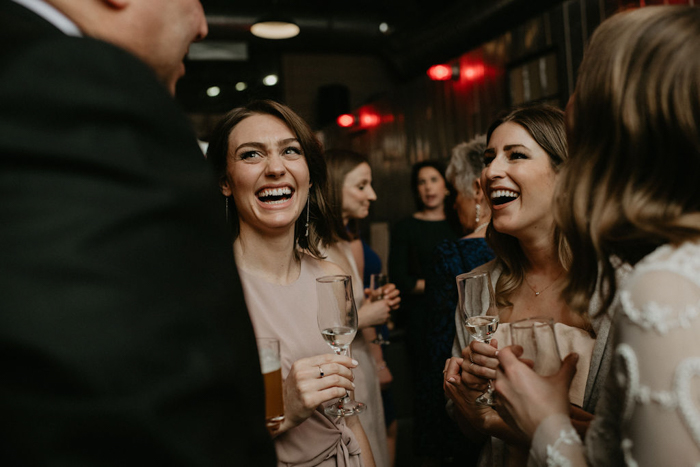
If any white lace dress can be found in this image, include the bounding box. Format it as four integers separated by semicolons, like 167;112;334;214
528;241;700;466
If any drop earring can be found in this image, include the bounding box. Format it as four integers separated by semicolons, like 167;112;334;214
225;197;229;223
305;196;310;237
475;203;480;224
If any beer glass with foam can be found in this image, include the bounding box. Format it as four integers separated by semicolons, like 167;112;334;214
256;337;285;430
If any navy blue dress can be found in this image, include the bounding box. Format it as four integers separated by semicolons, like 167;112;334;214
415;237;495;462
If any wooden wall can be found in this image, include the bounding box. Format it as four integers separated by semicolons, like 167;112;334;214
317;0;696;231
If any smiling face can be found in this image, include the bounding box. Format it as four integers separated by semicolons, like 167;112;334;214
482;121;558;239
416;166;448;210
219;113;311;236
342;162;377;222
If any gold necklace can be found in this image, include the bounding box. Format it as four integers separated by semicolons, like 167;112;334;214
523;270;564;297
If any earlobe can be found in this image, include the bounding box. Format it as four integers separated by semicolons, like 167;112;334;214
473;179;484;202
219;178;233;197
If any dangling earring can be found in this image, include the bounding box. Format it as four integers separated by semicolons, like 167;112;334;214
305;196;310;237
475;203;481;224
225;197;229;223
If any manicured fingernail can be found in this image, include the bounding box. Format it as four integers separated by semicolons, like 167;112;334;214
352;359;359;365
447;377;456;383
352;382;356;388
495;351;499;356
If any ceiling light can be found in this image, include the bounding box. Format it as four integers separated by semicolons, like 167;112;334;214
235;82;248;92
379;22;389;33
251;19;300;40
263;74;279;86
206;86;221;97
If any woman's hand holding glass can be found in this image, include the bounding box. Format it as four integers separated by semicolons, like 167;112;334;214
493;345;580;439
358;283;401;329
277;354;359;433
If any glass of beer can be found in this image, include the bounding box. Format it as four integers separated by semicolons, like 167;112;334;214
256;337;285;431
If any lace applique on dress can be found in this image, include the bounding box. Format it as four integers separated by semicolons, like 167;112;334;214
615;343;700;462
545;429;581;467
620;293;700;334
620;242;700;334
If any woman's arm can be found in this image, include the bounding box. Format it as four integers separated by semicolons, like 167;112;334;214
345;414;377;467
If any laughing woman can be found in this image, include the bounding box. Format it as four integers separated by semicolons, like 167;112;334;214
443;105;606;467
207;100;375;467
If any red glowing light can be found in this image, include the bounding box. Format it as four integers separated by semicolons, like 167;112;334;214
337;114;355;128
427;64;454;81
359;113;380;127
462;63;485;81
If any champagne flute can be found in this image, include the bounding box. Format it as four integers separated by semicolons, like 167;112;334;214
369;273;390;345
317;275;366;417
509;317;561;376
457;270;499;406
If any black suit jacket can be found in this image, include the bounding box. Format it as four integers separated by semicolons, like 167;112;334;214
0;2;275;465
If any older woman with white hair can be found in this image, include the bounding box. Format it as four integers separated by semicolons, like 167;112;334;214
415;136;496;466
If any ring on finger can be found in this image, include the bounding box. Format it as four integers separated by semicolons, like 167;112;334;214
318;365;325;378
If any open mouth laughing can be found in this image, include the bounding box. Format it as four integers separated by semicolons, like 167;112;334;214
256;186;294;205
490;189;520;206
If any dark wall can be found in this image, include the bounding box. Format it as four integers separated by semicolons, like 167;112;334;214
319;0;695;229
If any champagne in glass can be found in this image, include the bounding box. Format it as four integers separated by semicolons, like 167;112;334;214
369;273;390;345
510;317;561;376
317;275;366;417
457;270;499;406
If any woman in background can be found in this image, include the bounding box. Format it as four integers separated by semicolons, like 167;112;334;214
494;7;700;466
389;160;460;460
208;100;375;466
418;136;495;466
324;148;402;467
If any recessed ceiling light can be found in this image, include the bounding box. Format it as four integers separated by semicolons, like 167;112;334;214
379;22;389;33
235;82;248;92
206;86;221;97
263;75;279;86
251;20;300;40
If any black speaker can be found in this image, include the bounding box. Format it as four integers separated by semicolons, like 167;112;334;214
317;84;350;127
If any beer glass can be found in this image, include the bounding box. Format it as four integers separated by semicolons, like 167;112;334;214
256;337;285;430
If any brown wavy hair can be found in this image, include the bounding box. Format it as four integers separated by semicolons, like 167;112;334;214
484;104;570;308
206;99;342;259
556;6;700;315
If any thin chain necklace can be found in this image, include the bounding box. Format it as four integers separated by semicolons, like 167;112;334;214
524;270;564;297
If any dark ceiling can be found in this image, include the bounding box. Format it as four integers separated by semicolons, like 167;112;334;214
176;0;564;113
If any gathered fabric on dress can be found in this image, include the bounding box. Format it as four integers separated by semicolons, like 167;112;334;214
239;254;363;467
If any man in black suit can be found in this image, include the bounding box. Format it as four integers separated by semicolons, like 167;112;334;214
0;0;276;464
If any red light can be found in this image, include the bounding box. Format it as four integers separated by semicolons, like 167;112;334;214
427;64;454;81
337;114;355;128
359;113;380;128
462;63;485;81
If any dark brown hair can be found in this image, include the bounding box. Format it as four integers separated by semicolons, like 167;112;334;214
206;99;342;258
